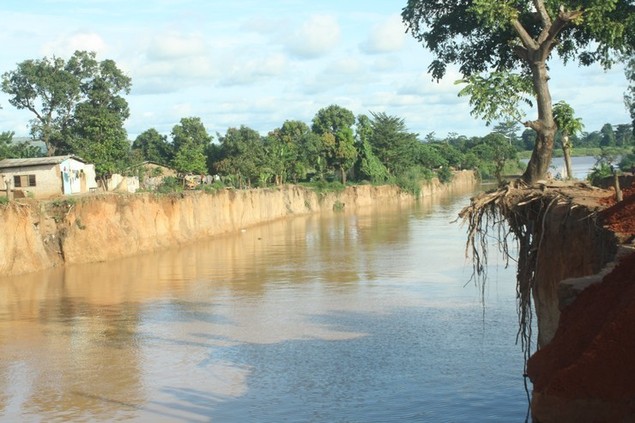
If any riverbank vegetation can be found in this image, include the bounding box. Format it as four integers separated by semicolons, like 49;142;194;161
0;50;633;199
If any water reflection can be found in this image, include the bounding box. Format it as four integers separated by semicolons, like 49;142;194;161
0;187;528;422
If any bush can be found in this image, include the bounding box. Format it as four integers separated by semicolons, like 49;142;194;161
395;167;433;198
156;176;183;194
619;149;635;172
196;181;225;194
301;180;346;196
587;162;614;186
436;166;454;183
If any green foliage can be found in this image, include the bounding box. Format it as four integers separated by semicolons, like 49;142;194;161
600;123;617;147
301;180;346;196
470;0;519;29
196;181;225;194
172;144;207;175
271;120;313;183
66;91;131;177
417;143;448;169
0;131;41;159
2;50;131;158
395;167;434;198
156;176;183;194
436;166;454;183
171;117;212;151
587;162;615;186
368;111;420;175
553;101;584;137
470;133;517;183
626;56;635;129
311;105;355;136
357;137;390;184
170;117;211;176
0;196;8;205
431;143;464;169
403;0;635;183
132;128;174;165
214;125;264;188
619;148;635;171
457;72;534;125
402;0;634;80
311;105;357;183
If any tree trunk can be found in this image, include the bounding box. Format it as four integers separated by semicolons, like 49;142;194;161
521;60;556;185
562;134;573;180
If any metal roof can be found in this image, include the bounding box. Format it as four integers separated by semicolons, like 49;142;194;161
0;155;86;170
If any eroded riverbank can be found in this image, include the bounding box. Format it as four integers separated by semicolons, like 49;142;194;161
0;171;476;276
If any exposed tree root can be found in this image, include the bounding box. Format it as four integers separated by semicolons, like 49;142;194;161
459;180;603;366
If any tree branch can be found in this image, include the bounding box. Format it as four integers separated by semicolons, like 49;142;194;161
537;7;582;45
524;120;543;132
511;19;540;51
533;0;552;28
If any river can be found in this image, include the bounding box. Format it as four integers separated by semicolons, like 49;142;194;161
0;187;529;422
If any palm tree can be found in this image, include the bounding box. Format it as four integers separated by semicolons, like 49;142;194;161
553;101;584;180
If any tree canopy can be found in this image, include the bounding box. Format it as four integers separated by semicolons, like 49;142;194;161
402;0;635;184
132;128;174;166
2;51;131;159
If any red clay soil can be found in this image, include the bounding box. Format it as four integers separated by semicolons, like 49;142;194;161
526;251;635;400
598;181;635;236
527;181;635;420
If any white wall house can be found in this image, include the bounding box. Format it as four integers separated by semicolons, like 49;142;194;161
0;155;98;199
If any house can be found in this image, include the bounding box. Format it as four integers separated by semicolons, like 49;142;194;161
0;155;98;199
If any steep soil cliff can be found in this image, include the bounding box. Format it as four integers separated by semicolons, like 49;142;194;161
527;182;635;422
0;172;476;277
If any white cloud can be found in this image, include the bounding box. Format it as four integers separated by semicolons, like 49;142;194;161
360;15;406;54
147;31;207;60
285;15;341;59
219;52;289;86
42;31;108;57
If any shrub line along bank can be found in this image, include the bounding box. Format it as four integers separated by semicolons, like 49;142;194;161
0;171;477;277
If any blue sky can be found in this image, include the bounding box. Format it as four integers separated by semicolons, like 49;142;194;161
0;0;631;141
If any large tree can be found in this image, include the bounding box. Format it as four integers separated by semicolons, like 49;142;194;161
2;51;131;157
214;126;264;188
368;111;420;174
132;128;174;165
170;117;211;176
402;0;635;185
312;105;357;183
63;55;132;178
354;114;390;183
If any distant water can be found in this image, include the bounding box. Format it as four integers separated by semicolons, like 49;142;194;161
519;155;597;180
549;156;597;180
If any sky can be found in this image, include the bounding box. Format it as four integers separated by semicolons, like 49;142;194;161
0;0;631;142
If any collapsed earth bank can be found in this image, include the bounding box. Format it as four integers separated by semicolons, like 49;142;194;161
526;181;635;423
0;171;476;277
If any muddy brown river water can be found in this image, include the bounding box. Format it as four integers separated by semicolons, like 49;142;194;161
0;188;529;422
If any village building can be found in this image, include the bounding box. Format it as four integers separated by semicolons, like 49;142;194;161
0;155;98;199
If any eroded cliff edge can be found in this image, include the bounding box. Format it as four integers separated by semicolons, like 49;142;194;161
0;171;476;277
520;181;635;423
461;179;635;422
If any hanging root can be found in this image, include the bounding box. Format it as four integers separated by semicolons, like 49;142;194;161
459;181;573;367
